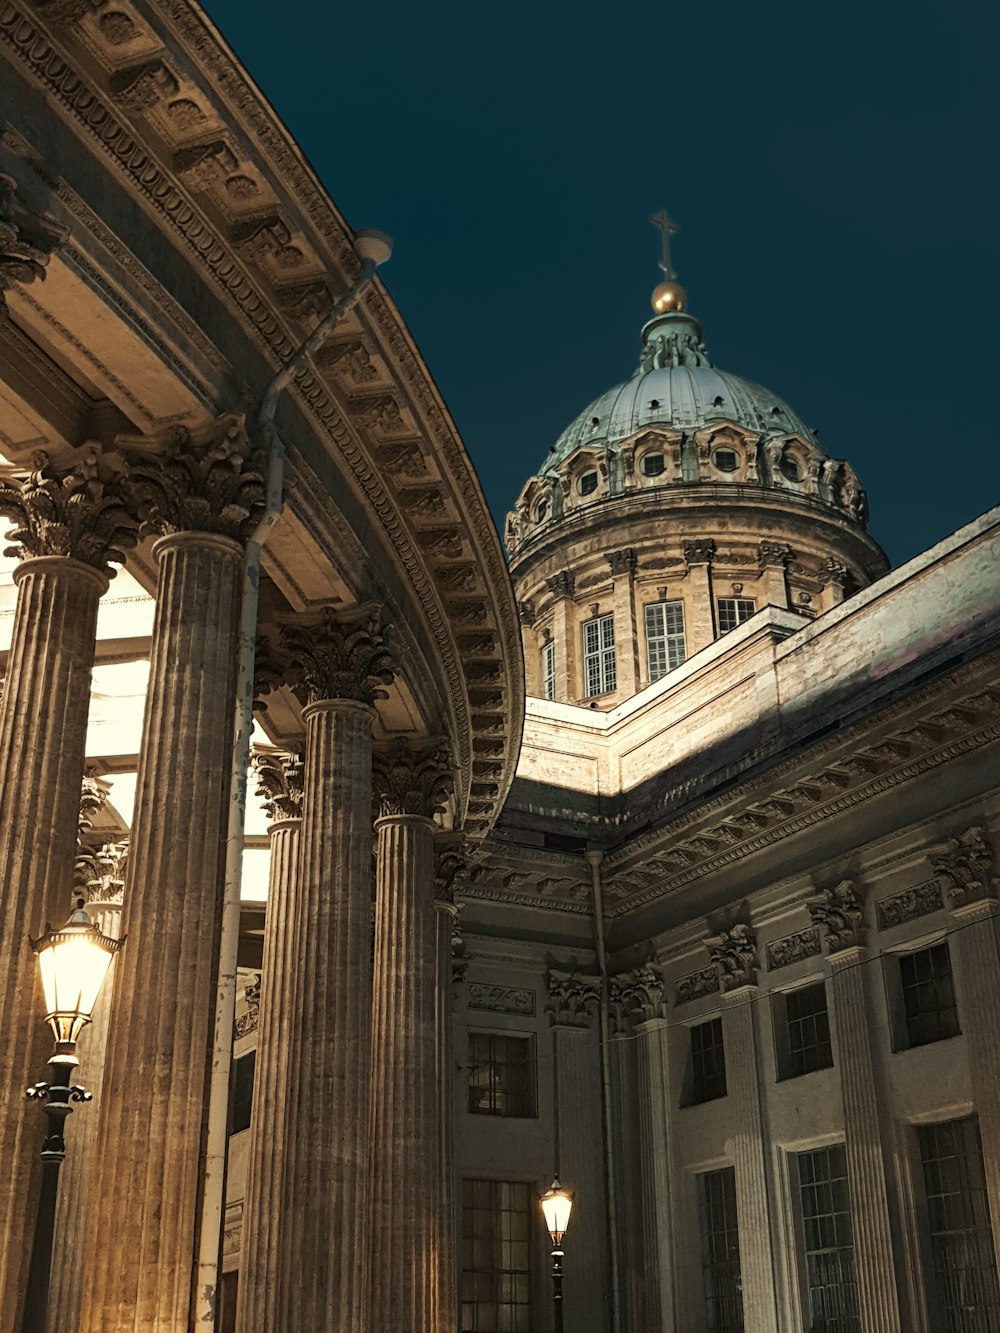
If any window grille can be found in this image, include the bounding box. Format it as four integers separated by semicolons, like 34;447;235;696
717;598;756;634
541;640;555;701
583;613;616;697
228;1050;255;1135
461;1179;532;1333
900;942;960;1047
467;1033;536;1117
918;1115;1000;1332
796;1144;861;1330
783;982;834;1079
642;452;666;476
698;1167;744;1332
645;601;686;681
578;470;598;495
689;1017;727;1105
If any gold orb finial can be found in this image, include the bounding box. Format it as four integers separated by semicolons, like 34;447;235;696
652;281;687;314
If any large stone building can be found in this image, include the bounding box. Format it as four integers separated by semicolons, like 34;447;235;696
0;5;998;1333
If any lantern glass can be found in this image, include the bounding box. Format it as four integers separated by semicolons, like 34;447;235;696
540;1178;573;1246
32;902;120;1046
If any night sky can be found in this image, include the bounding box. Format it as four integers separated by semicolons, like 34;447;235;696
203;0;998;568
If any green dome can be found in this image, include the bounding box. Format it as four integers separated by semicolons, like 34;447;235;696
542;311;816;471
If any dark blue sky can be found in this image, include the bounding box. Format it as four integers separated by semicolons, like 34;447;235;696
204;0;998;567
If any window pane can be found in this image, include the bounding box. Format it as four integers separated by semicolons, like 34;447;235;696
645;600;686;681
541;641;555;701
468;1034;536;1118
690;1018;727;1104
717;599;756;635
461;1179;533;1333
698;1167;744;1332
797;1145;860;1330
900;943;960;1048
784;982;834;1079
583;613;616;697
918;1116;1000;1332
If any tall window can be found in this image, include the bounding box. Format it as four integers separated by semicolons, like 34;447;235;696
645;600;686;681
583;613;616;697
777;982;834;1080
698;1167;744;1332
461;1179;532;1333
899;942;960;1048
918;1115;1000;1330
796;1144;860;1330
228;1050;255;1134
717;598;756;634
467;1033;536;1117
541;640;555;701
688;1017;727;1105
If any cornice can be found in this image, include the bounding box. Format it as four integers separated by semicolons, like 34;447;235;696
0;0;524;835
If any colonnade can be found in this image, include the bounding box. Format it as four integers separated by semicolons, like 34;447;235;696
0;424;462;1332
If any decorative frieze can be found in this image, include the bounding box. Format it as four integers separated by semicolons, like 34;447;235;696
467;984;536;1017
373;739;453;820
674;965;719;1005
807;880;867;951
279;606;396;706
930;826;995;907
235;974;261;1039
707;923;758;991
610;964;666;1029
251;749;304;824
766;927;821;970
875;880;942;930
545;968;600;1027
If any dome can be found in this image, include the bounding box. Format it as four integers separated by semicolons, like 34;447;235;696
542;311;816;471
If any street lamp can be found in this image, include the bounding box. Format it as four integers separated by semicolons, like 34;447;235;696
21;899;122;1333
540;1176;574;1333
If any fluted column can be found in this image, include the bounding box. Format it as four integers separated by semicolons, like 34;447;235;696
234;750;303;1332
0;451;136;1331
433;840;466;1333
269;608;394;1333
933;829;1000;1270
810;882;903;1332
369;741;453;1332
81;416;266;1333
709;926;778;1333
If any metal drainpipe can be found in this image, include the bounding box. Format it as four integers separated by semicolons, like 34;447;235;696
193;230;392;1326
587;848;623;1333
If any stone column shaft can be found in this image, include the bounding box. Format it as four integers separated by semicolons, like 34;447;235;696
610;566;639;695
80;532;243;1332
277;699;374;1331
635;1018;675;1332
723;991;778;1333
684;561;715;652
435;897;459;1333
827;948;903;1331
235;802;301;1332
950;900;1000;1267
370;813;439;1331
0;556;108;1331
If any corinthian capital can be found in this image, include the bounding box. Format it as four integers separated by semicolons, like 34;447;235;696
807;880;866;951
120;412;267;543
280;606;396;706
706;922;758;991
373;738;453;820
0;446;139;573
251;748;304;824
930;827;995;908
434;836;469;906
610;963;666;1030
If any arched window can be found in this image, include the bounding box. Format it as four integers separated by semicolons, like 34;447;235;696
578;470;599;496
535;499;549;523
642;452;666;477
712;448;740;473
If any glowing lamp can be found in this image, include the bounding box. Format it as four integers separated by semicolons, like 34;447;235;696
31;900;121;1046
540;1177;574;1247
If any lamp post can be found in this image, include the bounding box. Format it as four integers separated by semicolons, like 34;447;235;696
21;898;122;1333
540;1177;574;1333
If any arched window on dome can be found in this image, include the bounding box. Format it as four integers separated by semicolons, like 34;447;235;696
535;499;549;524
712;448;740;473
578;470;599;497
780;455;801;482
641;452;666;478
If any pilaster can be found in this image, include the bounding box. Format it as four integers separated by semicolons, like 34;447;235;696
682;539;715;652
809;881;902;1332
708;925;778;1333
933;828;1000;1272
234;749;304;1333
608;549;639;696
546;572;577;700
